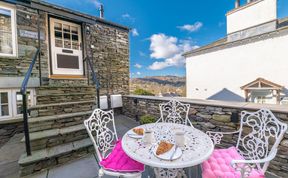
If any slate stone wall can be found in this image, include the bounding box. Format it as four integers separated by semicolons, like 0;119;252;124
122;95;288;177
0;5;49;83
85;23;130;96
0;120;23;148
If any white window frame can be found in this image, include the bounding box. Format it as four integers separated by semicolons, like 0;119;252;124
12;89;36;117
0;89;35;120
0;2;17;57
0;90;13;119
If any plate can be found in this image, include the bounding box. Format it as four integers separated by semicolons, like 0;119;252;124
127;129;144;139
153;144;182;161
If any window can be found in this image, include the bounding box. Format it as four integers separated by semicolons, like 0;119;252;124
0;4;16;56
0;91;11;118
255;96;266;104
0;89;35;120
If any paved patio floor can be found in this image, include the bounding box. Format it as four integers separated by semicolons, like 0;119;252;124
0;115;279;178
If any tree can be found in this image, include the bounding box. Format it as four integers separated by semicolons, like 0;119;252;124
133;88;154;96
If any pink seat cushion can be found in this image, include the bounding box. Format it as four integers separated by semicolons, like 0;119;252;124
99;139;144;172
202;147;265;178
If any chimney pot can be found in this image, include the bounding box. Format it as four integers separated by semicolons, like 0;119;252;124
100;4;104;19
235;0;240;8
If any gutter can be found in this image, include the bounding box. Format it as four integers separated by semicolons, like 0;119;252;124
3;0;130;31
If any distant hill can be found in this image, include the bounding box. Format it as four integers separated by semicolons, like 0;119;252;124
130;76;186;97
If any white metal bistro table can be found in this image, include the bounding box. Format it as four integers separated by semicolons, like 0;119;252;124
122;123;214;177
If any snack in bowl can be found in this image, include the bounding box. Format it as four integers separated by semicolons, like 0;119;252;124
156;141;174;155
132;128;144;135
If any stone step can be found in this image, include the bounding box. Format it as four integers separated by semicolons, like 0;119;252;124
21;124;88;151
29;100;96;117
18;138;93;177
36;93;96;105
28;111;92;132
36;86;96;95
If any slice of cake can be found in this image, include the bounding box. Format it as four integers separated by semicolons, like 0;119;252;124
156;141;174;155
132;128;144;135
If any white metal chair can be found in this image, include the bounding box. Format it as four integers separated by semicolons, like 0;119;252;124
155;100;191;178
205;109;287;178
157;100;192;127
84;109;143;178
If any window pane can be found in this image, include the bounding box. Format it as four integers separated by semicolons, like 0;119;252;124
72;34;78;41
64;33;71;40
0;7;13;55
1;105;9;116
55;31;62;38
64;40;71;48
0;92;8;103
71;26;78;34
55;39;63;48
16;92;31;115
54;22;62;31
63;24;70;32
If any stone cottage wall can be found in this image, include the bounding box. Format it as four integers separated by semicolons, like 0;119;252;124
122;95;288;177
86;23;130;96
0;5;48;83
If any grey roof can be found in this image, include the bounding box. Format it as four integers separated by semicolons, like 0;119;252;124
183;17;288;58
8;0;130;31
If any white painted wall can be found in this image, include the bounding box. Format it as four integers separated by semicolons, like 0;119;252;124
186;34;288;102
227;0;277;34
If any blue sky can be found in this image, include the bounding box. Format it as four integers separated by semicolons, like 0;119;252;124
45;0;288;78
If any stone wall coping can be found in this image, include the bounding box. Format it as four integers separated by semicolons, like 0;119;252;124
124;95;288;114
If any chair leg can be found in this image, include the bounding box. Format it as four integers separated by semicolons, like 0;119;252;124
98;168;104;177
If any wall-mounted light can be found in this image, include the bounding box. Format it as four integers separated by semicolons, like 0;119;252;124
86;26;91;35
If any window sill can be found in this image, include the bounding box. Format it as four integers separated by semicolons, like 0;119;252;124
0;116;22;125
49;75;88;80
0;55;18;59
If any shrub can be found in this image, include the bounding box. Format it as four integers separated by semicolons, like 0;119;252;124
140;115;156;124
133;88;154;96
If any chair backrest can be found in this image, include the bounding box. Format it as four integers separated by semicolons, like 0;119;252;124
84;109;118;162
158;99;192;126
236;109;287;171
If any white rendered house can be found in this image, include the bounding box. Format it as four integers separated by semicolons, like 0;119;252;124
184;0;288;105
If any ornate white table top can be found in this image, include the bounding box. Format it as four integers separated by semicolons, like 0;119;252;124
122;123;214;169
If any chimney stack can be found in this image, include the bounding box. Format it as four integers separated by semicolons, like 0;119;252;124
235;0;240;8
100;4;104;19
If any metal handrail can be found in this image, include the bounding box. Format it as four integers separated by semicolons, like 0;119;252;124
20;48;40;156
85;56;100;108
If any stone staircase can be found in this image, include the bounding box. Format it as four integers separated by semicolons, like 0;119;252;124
18;86;97;176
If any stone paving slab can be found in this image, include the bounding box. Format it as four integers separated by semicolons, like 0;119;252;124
0;134;24;178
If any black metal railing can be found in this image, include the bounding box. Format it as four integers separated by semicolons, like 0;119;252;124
85;56;100;108
20;48;40;156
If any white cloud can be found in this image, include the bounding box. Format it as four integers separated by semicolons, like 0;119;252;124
150;34;180;59
121;13;135;22
177;22;203;32
131;28;139;36
122;13;131;18
148;34;199;70
134;63;142;69
136;72;141;75
139;51;146;57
